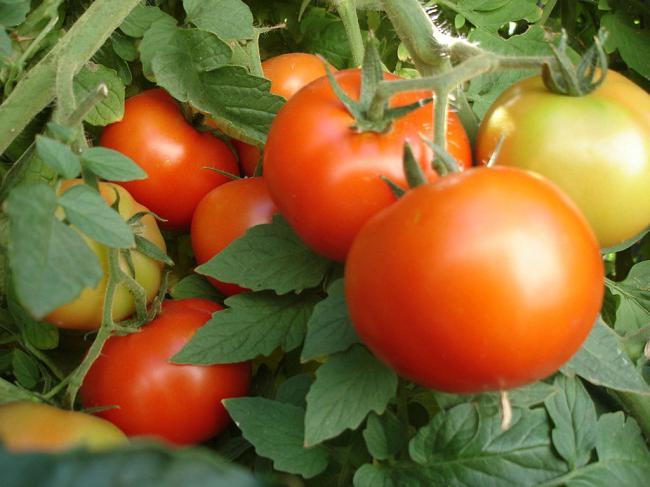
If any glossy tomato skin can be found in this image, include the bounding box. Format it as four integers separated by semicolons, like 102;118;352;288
232;139;261;177
100;89;239;231
264;69;472;262
476;71;650;249
80;299;250;445
345;167;604;393
0;402;127;453
45;180;166;331
261;52;334;100
191;177;277;295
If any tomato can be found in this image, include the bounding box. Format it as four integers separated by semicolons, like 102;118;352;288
0;402;127;453
476;71;650;249
191;177;277;296
264;69;472;261
345;167;604;393
80;298;250;445
100;89;239;231
226;53;336;177
45;180;165;331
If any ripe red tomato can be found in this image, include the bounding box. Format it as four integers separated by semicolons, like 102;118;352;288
476;71;650;249
264;69;472;261
100;89;239;231
229;53;336;177
191;177;277;296
345;167;604;393
0;402;127;453
80;299;250;445
45;180;166;330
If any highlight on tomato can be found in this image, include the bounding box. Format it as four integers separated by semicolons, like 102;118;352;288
100;89;239;231
45;180;166;331
0;402;127;453
345;166;604;393
80;298;251;446
263;68;472;262
191;177;277;296
476;70;650;249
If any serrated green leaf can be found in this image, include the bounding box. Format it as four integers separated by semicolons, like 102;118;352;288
111;31;138;62
452;0;541;31
183;0;254;41
94;40;132;86
6;185;102;318
353;464;395;487
601;12;650;80
363;411;407;461
152;27;233;101
81;147;146;182
300;8;355;69
59;184;134;249
562;318;650;394
11;349;39;389
22;319;59;351
34;136;81;179
73;64;125;126
606;262;650;335
139;16;177;80
403;403;566;485
225;397;328;479
198;216;330;295
301;279;358;362
276;374;312;409
173;292;317;364
304;346;397;446
545;375;597;469
120;4;171;38
171;274;222;301
0;0;30;27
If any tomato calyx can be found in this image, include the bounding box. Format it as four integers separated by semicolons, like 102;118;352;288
542;29;608;97
326;35;432;134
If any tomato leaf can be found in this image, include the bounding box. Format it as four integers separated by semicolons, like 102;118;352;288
6;184;102;319
449;0;541;32
59;184;135;249
0;442;264;487
139;15;178;80
34;136;81;179
544;375;597;470
120;4;171;38
80;147;146;182
170;274;223;301
198;216;332;295
601;12;650;80
183;0;255;41
0;378;38;405
431;381;560;411
0;0;30;27
276;373;312;409
73;63;125;126
606;262;650;335
401;403;566;485
353;464;395;487
224;397;329;479
300;7;356;69
561;318;650;394
11;349;40;389
111;32;138;62
0;28;11;57
301;279;358;362
363;411;407;461
134;235;174;266
304;346;398;446
172;291;317;364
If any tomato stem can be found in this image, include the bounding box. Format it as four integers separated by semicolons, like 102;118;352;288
333;0;365;67
500;390;512;430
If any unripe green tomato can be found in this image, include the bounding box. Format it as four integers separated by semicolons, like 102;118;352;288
476;70;650;249
44;180;166;330
0;402;127;453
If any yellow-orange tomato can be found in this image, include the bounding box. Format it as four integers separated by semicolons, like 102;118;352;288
44;180;166;330
0;402;127;453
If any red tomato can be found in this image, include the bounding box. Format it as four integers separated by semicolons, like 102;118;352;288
345;167;604;393
264;69;472;261
232;139;261;177
191;177;277;296
100;89;239;231
80;299;250;445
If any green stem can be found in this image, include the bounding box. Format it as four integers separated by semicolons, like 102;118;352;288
334;0;365;67
537;0;559;26
0;0;141;156
609;390;650;442
433;87;449;159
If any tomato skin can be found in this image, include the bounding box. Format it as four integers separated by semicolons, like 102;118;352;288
345;167;604;393
80;299;250;445
45;180;165;331
264;69;472;262
262;52;334;100
100;89;239;231
191;177;277;295
476;71;650;249
232;139;261;177
0;402;127;453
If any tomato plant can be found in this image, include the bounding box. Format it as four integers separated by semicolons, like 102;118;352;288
264;69;472;261
99;89;239;231
44;180;166;331
80;298;250;445
191;177;277;296
0;402;127;453
476;70;650;249
345;167;604;393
